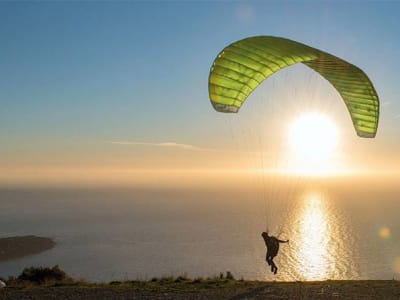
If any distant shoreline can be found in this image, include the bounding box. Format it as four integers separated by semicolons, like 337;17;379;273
0;236;55;262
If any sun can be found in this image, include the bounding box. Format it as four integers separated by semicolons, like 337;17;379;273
288;113;338;165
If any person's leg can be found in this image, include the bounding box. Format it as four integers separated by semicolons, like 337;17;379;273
270;259;274;272
271;261;277;274
266;252;272;265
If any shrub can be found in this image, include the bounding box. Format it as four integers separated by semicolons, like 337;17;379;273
192;278;202;283
226;271;234;280
174;275;188;283
18;265;70;284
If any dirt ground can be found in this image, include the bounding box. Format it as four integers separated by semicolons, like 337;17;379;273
1;280;399;300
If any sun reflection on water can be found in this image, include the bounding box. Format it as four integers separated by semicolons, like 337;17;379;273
296;193;331;280
264;190;358;281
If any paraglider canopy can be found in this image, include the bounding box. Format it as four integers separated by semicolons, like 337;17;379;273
208;36;380;138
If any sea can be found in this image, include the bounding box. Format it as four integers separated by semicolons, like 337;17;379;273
0;175;399;282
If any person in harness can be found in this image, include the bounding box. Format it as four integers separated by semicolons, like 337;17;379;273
261;231;289;274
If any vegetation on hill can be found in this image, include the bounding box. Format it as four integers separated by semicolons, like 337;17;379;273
1;266;400;300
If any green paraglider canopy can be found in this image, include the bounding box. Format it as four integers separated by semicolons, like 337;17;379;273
208;36;380;138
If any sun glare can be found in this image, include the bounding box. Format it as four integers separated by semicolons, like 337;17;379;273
287;113;339;175
289;113;338;162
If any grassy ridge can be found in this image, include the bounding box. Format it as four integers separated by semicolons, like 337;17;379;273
2;267;242;289
1;266;400;299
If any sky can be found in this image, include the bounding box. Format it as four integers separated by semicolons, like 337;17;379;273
1;1;400;187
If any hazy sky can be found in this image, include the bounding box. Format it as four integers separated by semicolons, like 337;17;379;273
1;1;400;185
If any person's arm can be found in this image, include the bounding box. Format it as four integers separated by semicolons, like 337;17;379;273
278;239;289;243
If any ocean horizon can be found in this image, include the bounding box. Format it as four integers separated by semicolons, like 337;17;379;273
0;175;399;282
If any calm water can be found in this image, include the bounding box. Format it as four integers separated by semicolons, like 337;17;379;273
0;177;399;282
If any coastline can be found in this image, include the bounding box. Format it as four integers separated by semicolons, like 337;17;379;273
0;236;55;262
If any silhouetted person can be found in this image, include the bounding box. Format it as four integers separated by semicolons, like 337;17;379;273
261;231;288;274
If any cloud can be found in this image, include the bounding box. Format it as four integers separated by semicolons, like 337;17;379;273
109;141;212;152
